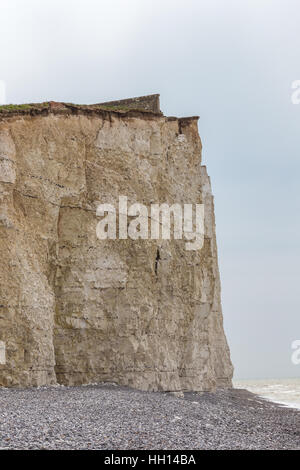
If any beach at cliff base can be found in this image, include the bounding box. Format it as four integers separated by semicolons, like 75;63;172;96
0;383;299;450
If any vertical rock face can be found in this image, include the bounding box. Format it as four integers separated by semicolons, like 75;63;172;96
0;97;233;390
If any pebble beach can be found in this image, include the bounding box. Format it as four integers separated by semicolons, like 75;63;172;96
0;383;299;450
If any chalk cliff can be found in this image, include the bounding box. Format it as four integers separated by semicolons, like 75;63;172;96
0;95;233;390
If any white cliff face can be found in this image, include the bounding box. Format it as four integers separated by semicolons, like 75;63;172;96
0;102;233;390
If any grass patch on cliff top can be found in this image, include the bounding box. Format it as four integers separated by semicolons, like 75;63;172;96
0;102;156;115
0;102;50;113
65;103;135;112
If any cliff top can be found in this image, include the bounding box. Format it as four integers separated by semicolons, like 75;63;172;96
0;94;161;118
0;94;199;122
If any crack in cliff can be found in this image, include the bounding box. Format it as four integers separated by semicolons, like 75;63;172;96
154;248;160;277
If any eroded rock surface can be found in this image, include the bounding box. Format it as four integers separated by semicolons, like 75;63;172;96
0;97;233;390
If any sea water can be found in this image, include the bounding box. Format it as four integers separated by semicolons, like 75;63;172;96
234;378;300;410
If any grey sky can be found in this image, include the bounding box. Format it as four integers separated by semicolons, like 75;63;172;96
0;0;299;379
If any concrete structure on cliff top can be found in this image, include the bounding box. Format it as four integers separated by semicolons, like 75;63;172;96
0;94;233;391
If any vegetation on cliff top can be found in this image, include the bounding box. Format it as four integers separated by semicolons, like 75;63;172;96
0;103;50;113
0;102;158;116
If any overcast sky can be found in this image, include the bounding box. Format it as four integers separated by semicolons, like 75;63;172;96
0;0;299;379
